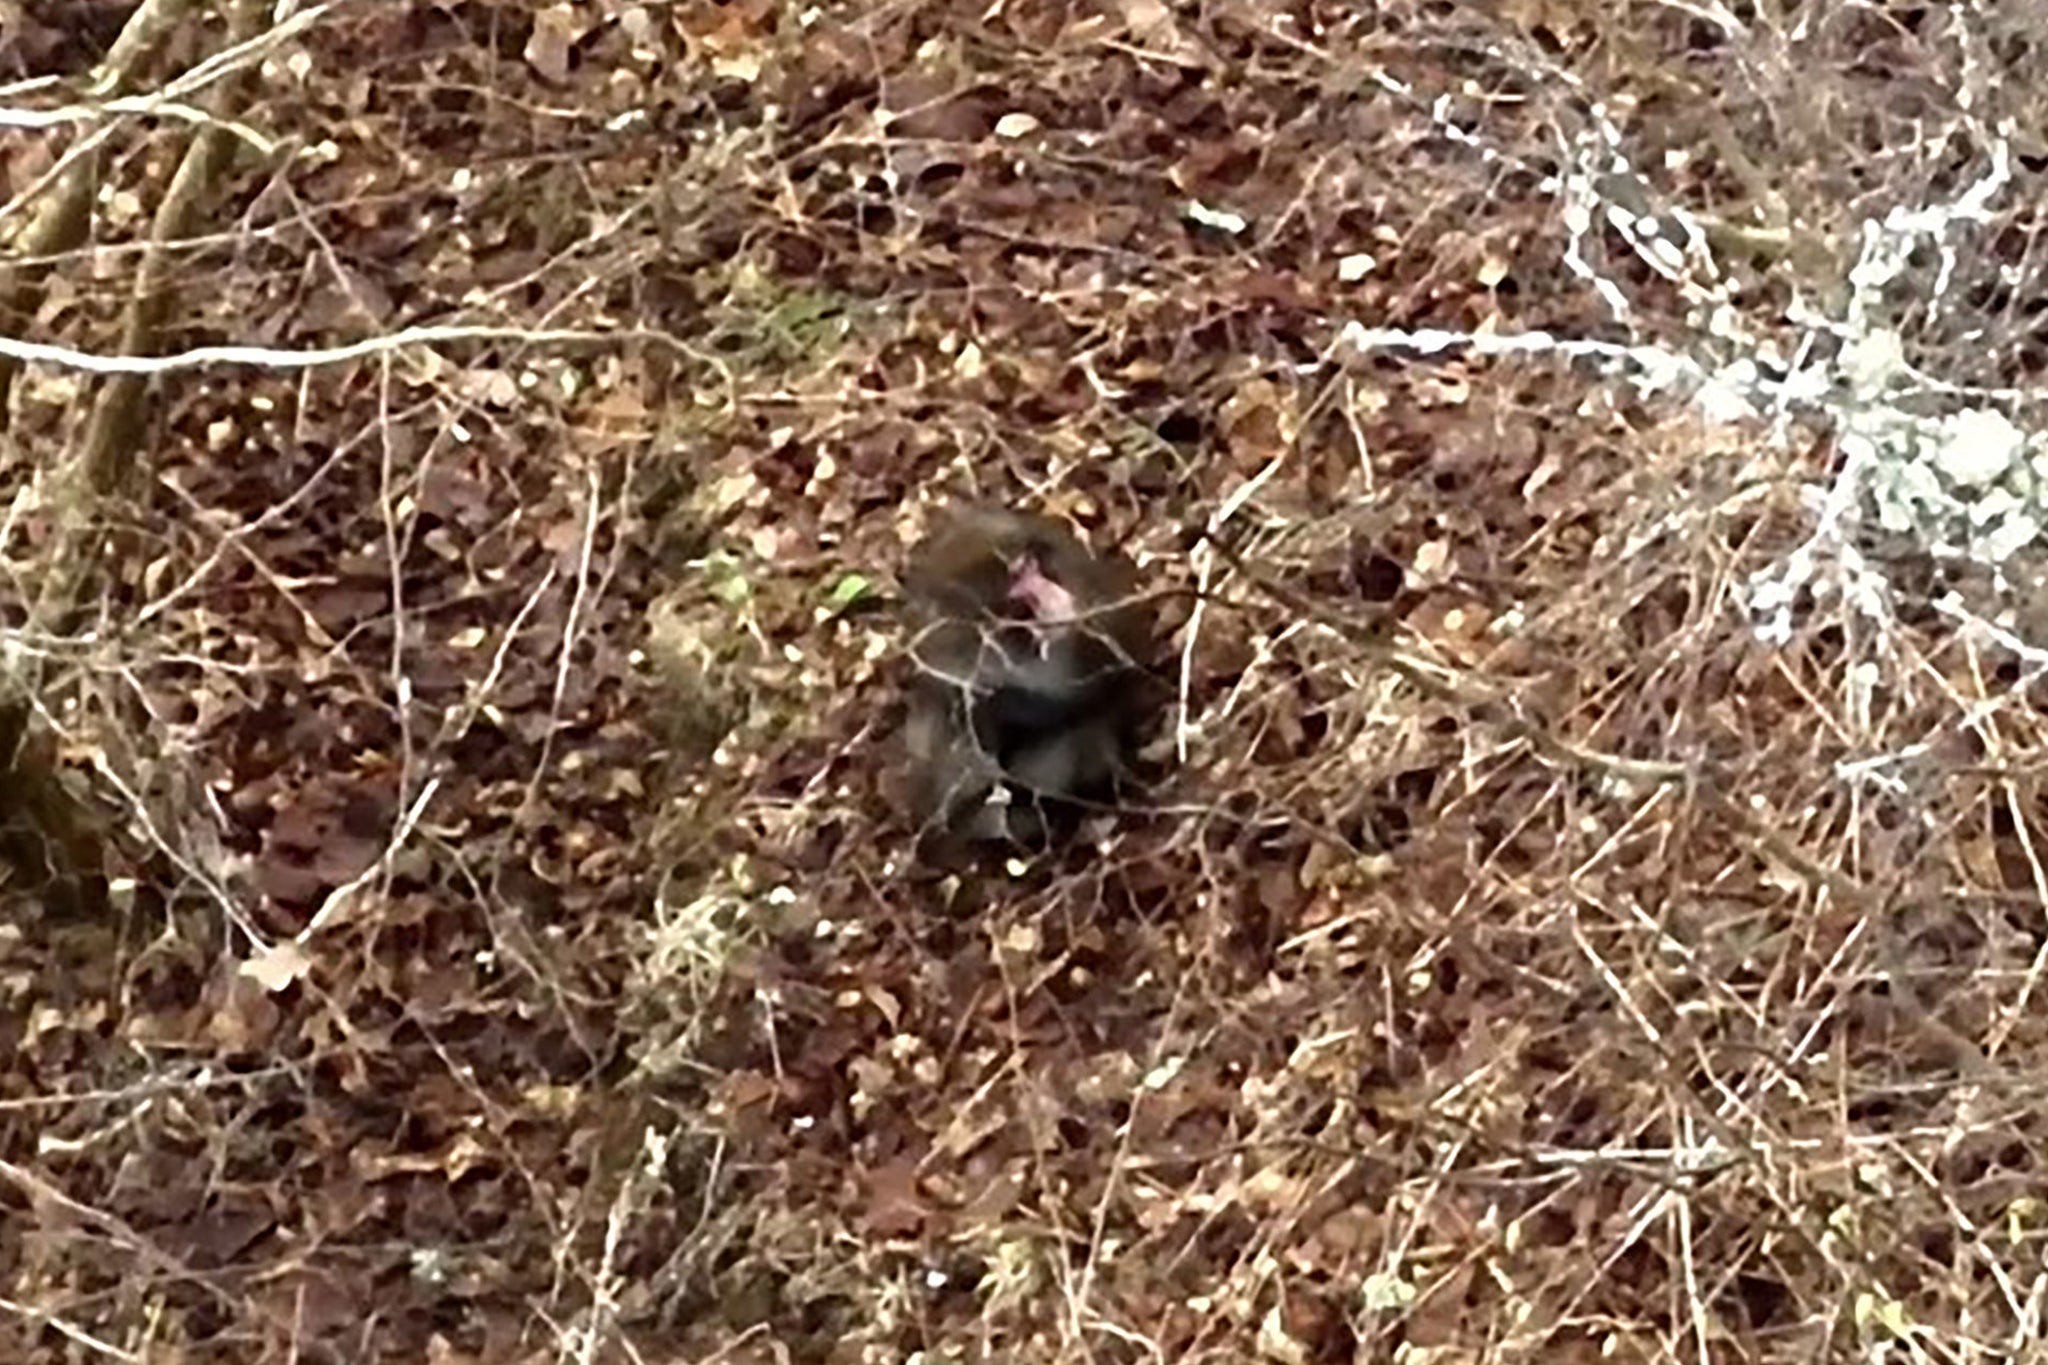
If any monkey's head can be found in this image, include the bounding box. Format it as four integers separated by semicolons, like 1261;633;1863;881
1004;553;1077;622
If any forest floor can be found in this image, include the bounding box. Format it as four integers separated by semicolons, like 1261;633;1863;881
5;2;2048;1362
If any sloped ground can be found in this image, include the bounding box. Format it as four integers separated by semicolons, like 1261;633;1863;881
5;2;2048;1362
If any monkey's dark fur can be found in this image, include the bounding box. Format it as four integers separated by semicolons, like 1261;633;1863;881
900;505;1155;854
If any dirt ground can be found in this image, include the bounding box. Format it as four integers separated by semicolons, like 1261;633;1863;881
5;2;2048;1362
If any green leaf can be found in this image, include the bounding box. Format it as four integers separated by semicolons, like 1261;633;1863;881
824;572;872;613
703;554;751;605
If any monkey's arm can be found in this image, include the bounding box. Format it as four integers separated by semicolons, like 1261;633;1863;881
904;690;1008;837
1004;711;1122;799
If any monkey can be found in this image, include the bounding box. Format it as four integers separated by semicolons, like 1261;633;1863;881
898;505;1156;854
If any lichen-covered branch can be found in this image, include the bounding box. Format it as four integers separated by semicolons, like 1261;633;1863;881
0;0;196;427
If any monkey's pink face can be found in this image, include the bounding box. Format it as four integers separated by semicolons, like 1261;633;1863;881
1005;555;1077;622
